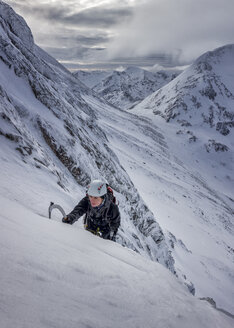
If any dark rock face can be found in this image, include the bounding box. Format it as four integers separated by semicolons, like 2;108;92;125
205;139;229;153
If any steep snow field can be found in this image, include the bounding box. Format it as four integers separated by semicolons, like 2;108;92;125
122;45;234;313
83;89;234;313
1;117;233;327
1;192;233;328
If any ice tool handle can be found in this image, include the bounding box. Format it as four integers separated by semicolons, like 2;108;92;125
48;202;66;219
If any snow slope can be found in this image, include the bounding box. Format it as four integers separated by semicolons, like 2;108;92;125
121;44;234;312
84;92;234;313
1;194;233;328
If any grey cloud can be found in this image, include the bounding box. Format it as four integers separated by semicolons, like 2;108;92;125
73;34;110;46
61;53;176;72
107;0;234;65
7;1;69;21
37;32;110;48
44;43;108;63
5;0;113;62
7;0;233;71
44;45;91;61
6;1;133;28
63;6;133;28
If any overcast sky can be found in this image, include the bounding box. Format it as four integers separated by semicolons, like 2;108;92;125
5;0;234;71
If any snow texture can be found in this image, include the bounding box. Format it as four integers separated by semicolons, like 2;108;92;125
1;196;233;328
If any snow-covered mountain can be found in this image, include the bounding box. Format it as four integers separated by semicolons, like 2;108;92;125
126;44;234;312
75;66;180;110
0;0;172;268
73;69;113;89
132;45;234;153
0;0;234;322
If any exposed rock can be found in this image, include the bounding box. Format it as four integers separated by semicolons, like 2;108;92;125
205;139;229;152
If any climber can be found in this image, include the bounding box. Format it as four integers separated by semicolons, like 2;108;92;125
62;180;120;241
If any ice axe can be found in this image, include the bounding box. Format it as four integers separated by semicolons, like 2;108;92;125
48;202;66;219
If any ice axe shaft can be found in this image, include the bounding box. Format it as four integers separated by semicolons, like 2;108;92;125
48;202;66;219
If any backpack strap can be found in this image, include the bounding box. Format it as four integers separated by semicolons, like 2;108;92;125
107;185;117;204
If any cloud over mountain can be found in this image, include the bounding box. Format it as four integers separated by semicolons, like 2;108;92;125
107;0;234;65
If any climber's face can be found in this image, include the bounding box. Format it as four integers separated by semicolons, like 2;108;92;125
89;196;103;208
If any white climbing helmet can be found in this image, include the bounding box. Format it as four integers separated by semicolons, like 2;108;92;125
87;180;107;197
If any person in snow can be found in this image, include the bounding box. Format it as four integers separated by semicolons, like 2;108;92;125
62;180;120;241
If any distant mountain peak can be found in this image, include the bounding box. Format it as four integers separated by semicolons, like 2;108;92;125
132;44;234;152
195;43;234;67
89;66;181;110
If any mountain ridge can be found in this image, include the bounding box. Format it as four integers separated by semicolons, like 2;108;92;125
132;44;234;152
74;65;181;110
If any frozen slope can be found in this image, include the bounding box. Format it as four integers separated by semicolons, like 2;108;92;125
119;45;234;312
83;88;234;312
1;195;233;328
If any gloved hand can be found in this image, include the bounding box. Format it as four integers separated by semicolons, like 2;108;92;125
110;230;117;241
62;216;73;224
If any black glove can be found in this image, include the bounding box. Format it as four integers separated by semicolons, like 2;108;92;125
110;230;117;241
62;216;73;224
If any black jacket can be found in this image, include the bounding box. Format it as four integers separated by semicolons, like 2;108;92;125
67;194;120;239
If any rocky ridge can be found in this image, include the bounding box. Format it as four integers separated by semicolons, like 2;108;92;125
132;45;234;153
74;66;180;110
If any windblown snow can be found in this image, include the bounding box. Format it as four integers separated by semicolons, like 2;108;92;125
0;1;233;327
